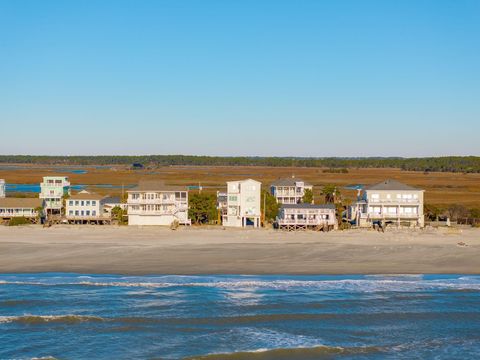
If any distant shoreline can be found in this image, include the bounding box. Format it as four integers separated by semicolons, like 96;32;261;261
0;226;479;275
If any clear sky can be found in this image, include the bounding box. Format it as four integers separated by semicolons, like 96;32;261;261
1;0;479;157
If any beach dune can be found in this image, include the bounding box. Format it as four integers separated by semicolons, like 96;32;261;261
0;226;479;275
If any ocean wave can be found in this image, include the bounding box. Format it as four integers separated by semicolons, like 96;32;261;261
184;345;383;360
2;276;480;293
0;314;104;325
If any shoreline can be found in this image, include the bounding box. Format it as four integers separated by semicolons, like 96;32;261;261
0;226;479;275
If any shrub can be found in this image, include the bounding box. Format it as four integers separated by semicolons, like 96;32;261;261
8;217;30;226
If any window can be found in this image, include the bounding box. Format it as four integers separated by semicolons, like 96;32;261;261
69;200;73;206
81;211;84;216
75;210;79;216
86;210;90;216
92;210;96;216
75;201;79;206
86;201;90;206
81;201;85;206
69;210;73;215
92;201;96;206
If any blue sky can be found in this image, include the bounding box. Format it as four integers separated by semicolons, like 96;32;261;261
1;0;479;156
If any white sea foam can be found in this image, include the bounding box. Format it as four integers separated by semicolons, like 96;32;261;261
0;314;104;324
1;276;480;293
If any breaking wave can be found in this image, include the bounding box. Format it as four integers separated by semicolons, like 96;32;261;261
2;277;480;293
185;345;383;359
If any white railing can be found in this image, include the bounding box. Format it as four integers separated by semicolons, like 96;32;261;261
278;218;332;225
66;215;110;220
369;199;420;204
128;210;180;216
128;198;179;204
0;211;37;217
361;213;419;219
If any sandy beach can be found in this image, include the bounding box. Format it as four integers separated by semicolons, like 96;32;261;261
0;226;479;275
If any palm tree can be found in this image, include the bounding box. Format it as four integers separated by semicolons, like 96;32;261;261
321;184;340;204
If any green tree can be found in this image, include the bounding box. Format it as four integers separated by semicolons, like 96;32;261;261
302;188;314;204
424;203;444;221
111;206;128;225
469;208;480;219
321;184;340;204
261;190;281;222
188;193;217;224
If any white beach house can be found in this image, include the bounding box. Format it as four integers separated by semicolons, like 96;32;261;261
270;177;313;204
348;179;425;228
276;203;337;231
66;190;119;224
127;181;190;226
222;179;261;228
0;198;43;224
39;176;71;216
0;179;5;198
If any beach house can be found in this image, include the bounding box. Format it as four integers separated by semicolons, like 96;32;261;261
270;177;313;204
39;176;71;216
348;179;425;228
127;181;190;226
276;203;337;231
0;179;5;198
66;190;117;224
216;191;228;222
0;198;43;224
222;179;261;227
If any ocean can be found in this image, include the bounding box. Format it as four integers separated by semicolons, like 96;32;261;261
1;273;479;359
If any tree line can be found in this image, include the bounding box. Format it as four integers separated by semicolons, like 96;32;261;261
1;155;480;173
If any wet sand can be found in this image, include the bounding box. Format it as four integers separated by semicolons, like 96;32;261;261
0;226;479;275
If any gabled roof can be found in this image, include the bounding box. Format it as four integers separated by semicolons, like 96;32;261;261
70;191;105;200
103;197;121;204
271;177;312;187
365;179;422;191
0;198;43;208
281;203;336;210
227;178;261;185
128;180;188;192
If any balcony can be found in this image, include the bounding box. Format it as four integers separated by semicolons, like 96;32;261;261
361;212;420;219
66;215;110;220
128;198;178;205
369;199;420;204
278;218;331;226
128;209;178;216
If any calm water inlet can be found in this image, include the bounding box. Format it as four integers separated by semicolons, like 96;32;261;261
1;274;479;359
